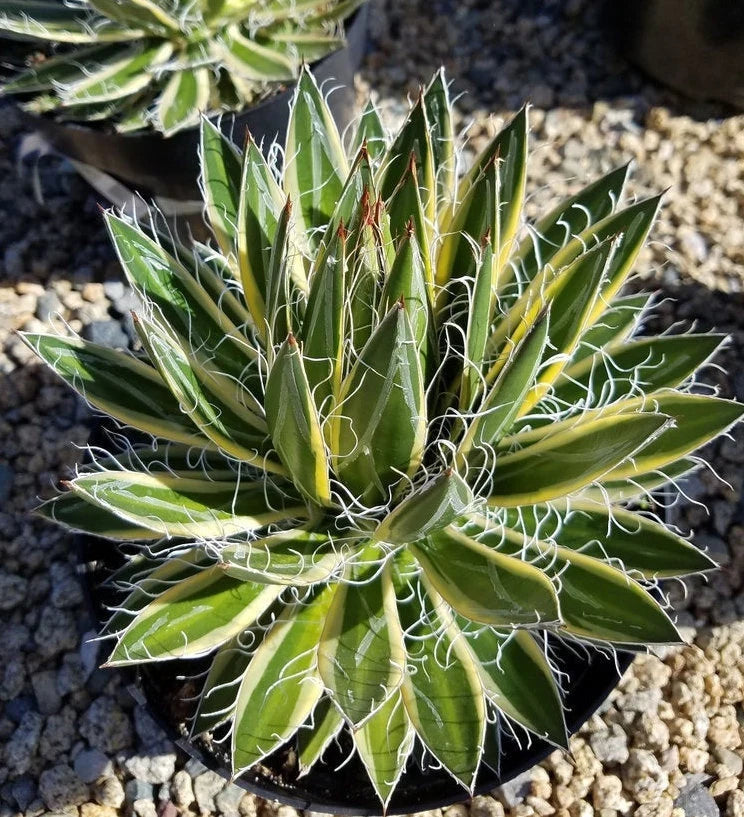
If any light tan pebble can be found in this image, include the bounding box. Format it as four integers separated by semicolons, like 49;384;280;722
549;756;574;787
443;805;469;817
15;281;44;296
567;803;593;817
596;811;616;817
658;702;675;721
525;796;555;816
79;806;118;817
711;777;739;799
512;806;536;817
715;747;744;777
679;747;709;774
554;785;576;809
671;810;685;817
81;282;105;302
633;713;670;752
621;750;669;804
571;740;602;779
727;789;744;817
710;710;742;750
591;775;632;812
568;776;593;801
239;794;259;817
469;797;503;817
660;746;680;773
633;796;673;817
531;767;552;801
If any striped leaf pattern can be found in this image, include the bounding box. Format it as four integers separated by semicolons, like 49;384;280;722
29;69;742;807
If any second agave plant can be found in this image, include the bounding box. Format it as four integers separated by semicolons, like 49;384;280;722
0;0;363;135
26;67;742;808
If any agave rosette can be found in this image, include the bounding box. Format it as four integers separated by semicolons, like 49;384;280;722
26;68;742;806
0;0;362;134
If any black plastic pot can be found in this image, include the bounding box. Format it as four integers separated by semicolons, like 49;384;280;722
20;5;368;202
606;0;744;108
75;428;634;815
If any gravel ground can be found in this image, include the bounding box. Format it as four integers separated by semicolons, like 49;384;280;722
1;0;744;816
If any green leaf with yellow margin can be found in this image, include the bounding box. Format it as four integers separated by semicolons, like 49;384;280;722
265;335;333;506
318;544;404;725
108;567;282;664
232;584;336;773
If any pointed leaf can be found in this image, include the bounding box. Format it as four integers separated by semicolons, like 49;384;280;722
354;691;414;809
376;470;473;545
232;585;336;772
436;155;499;298
394;563;485;790
21;333;207;448
109;568;282;664
462;626;566;747
134;315;272;468
318;545;404;725
285;66;347;247
302;227;347;415
200;118;242;258
37;493;160;541
457;311;550;466
424;69;455;205
332;302;426;506
379;95;436;222
221;24;296;82
157;66;210;136
511;164;631;286
265;335;332;506
573;293;651;364
459;107;527;266
264;198;294;345
487;412;671;506
193;634;254;734
351;100;388;165
460;243;497;409
554;334;725;411
236;133;284;329
412;526;560;627
385;158;433;299
476;523;682;645
0;1;142;42
298;698;345;774
69;471;305;538
380;227;433;372
61;41;173;104
105;214;255;384
508;500;717;577
604;393;744;482
221;528;344;585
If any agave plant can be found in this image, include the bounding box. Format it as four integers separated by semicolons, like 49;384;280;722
25;67;742;807
0;0;362;135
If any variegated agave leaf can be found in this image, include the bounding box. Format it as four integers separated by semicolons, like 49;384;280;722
29;68;741;807
0;0;365;135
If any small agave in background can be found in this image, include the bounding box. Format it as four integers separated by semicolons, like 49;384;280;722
24;67;743;807
0;0;363;135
